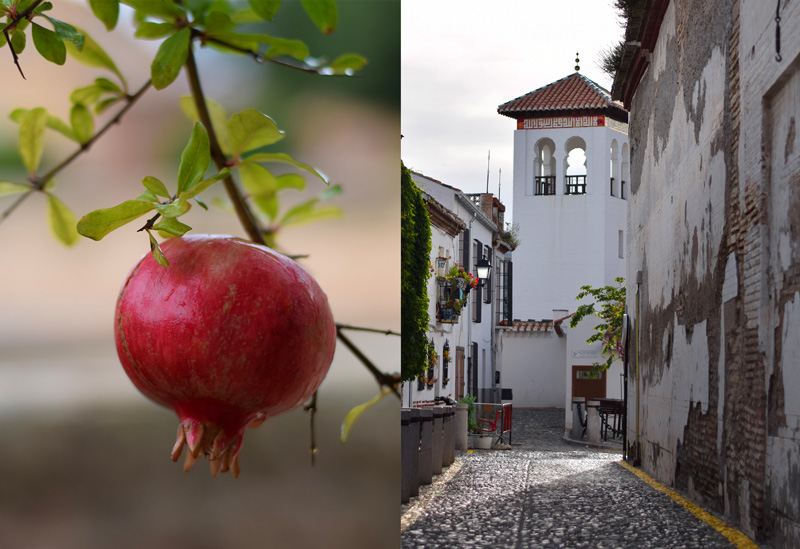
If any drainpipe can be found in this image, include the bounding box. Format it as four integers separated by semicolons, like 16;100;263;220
466;210;476;400
634;270;642;466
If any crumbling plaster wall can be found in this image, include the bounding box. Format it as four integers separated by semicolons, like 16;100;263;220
627;0;800;544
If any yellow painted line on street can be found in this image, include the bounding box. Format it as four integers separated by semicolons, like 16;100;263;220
617;461;758;548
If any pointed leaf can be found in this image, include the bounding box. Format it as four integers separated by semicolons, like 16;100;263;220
11;108;75;141
194;196;208;210
241;152;328;184
318;183;342;201
228;109;284;157
77;200;155;240
70;103;94;144
276;173;305;191
89;0;119;31
255;34;309;61
10;28;26;55
31;23;66;65
135;189;159;203
204;11;235;33
328;53;367;75
239;162;277;195
42;15;84;49
0;181;32;195
248;0;281;20
65;28;125;88
123;0;184;19
47;194;79;246
19;107;47;174
253;194;278;220
70;84;104;106
340;389;392;443
151;27;191;90
154;197;190;218
180;169;229;200
153;216;191;237
94;77;122;93
134;21;178;39
177;122;210;194
301;0;337;34
179;95;230;155
280;200;340;228
95;96;122;115
147;231;170;267
142;176;170;198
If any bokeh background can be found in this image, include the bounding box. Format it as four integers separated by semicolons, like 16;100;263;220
0;2;399;547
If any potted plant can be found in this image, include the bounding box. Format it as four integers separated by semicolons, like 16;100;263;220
460;395;493;449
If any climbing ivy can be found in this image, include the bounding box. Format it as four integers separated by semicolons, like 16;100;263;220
400;162;431;382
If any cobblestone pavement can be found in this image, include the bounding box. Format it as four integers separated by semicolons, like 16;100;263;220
401;408;739;549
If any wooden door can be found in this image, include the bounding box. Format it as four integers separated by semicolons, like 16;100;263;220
572;365;606;402
455;347;465;400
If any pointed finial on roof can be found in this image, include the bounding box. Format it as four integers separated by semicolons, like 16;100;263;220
575;52;580;72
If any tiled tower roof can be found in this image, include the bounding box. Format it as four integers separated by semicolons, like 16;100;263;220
498;73;628;123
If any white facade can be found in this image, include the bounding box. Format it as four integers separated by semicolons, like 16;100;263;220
403;172;507;407
512;124;628;320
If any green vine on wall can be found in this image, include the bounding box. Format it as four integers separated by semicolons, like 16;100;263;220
400;162;431;382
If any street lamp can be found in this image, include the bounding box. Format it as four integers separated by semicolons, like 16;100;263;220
476;257;491;286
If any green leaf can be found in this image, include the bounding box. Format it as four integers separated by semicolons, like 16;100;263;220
89;0;119;31
123;0;184;19
65;28;126;88
95;96;121;115
0;31;6;49
180;169;229;200
11;108;75;141
19;107;47;174
10;28;26;55
177;122;210;194
32;1;53;13
248;0;281;20
31;23;66;65
241;152;329;184
0;181;32;195
204;11;235;33
77;200;155;241
179;95;230;155
141;176;170;198
318;183;342;200
328;53;367;75
301;0;337;34
42;15;84;50
340;389;392;443
70;84;104;106
153;216;191;236
239;162;277;196
194;196;209;210
134;21;178;39
255;34;309;61
47;194;79;246
136;189;159;203
276;173;305;190
94;77;122;93
280;199;340;228
154;197;190;218
70;103;94;144
227;109;284;158
151;27;191;90
147;231;170;267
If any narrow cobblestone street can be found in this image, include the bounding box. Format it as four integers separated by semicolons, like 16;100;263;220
401;409;743;548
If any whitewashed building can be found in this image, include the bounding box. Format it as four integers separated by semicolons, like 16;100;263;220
403;172;513;407
497;72;629;428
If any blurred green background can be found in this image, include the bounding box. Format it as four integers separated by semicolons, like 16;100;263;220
0;1;399;547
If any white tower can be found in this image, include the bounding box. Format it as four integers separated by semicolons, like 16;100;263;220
498;72;629;320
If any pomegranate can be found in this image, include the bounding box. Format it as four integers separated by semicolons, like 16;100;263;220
114;234;336;477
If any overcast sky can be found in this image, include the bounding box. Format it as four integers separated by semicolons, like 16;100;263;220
401;1;625;223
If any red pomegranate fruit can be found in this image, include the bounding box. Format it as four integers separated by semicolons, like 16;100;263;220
114;234;336;477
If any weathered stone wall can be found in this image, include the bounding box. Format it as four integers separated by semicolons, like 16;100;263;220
626;0;800;544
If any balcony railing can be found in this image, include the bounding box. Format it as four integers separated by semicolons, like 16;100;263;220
436;277;465;323
535;175;555;196
565;175;586;195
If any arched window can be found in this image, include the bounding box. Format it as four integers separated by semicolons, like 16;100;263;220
534;138;556;195
610;139;619;197
564;136;587;195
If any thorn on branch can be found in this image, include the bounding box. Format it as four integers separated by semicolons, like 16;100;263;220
4;29;25;79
